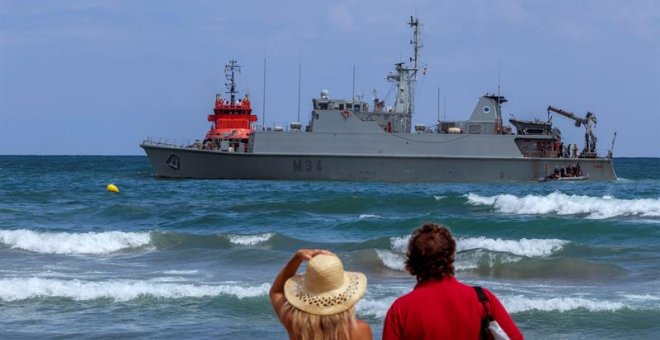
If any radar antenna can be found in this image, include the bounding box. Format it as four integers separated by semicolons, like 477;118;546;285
224;59;241;105
408;16;422;118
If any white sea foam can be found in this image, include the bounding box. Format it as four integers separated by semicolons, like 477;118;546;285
226;233;274;246
0;277;270;302
501;295;626;313
358;214;382;220
389;236;410;253
433;195;446;201
390;235;565;257
356;297;396;319
466;192;660;219
457;237;567;257
455;249;522;271
0;229;152;254
375;249;406;271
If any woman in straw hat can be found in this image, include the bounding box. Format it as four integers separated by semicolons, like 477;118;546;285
270;249;372;340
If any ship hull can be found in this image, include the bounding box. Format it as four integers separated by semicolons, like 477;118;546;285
141;144;617;182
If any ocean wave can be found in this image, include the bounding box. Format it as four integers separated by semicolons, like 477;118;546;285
502;295;626;313
375;249;406;271
0;229;152;254
389;235;565;257
389;236;410;253
226;233;274;246
457;237;567;257
455;250;522;271
465;192;660;219
356;297;395;319
0;277;270;302
358;214;382;220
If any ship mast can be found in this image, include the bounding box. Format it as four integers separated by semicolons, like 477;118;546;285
224;59;241;105
408;16;421;117
387;16;422;132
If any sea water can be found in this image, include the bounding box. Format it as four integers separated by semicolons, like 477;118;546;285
0;156;658;339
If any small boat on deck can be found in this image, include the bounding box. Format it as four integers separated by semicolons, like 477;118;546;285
538;173;590;182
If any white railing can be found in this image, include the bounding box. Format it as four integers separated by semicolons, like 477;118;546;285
141;136;201;148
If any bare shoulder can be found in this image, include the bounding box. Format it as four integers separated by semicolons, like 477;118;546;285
351;319;373;340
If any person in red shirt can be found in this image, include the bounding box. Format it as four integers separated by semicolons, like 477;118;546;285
383;223;523;340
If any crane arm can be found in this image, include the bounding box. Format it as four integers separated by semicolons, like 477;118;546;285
547;105;583;127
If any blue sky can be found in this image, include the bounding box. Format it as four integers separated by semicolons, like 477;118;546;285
1;0;658;156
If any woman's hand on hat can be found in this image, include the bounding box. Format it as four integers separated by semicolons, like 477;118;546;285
296;249;334;261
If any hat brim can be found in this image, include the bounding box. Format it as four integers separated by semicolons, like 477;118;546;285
284;271;367;316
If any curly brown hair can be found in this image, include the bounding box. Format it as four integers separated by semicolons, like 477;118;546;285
405;223;456;282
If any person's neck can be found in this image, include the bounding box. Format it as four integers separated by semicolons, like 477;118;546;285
417;275;454;284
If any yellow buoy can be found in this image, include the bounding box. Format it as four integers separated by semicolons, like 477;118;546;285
106;184;119;193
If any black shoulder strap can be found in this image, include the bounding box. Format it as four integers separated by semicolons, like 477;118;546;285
474;286;488;303
474;286;492;340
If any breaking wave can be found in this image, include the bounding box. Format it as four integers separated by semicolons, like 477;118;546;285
226;233;274;246
457;237;567;257
356;297;396;319
389;236;410;253
502;295;626;313
375;249;406;271
388;235;566;257
380;235;567;272
358;214;383;220
0;229;152;254
0;277;270;302
466;192;660;219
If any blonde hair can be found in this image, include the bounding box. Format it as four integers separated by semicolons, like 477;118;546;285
283;301;357;340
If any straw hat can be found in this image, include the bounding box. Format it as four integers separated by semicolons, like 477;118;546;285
284;254;367;316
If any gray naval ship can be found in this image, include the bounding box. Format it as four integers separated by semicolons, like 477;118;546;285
141;17;617;182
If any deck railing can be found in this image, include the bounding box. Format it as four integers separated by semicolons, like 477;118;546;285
141;137;200;149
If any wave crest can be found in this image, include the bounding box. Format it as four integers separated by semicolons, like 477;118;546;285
0;229;151;254
390;235;565;257
389;236;410;253
458;237;566;257
0;277;270;302
358;214;382;220
466;192;660;219
375;249;406;271
226;233;274;246
502;295;626;313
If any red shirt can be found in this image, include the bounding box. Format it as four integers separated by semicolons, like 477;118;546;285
383;276;523;340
